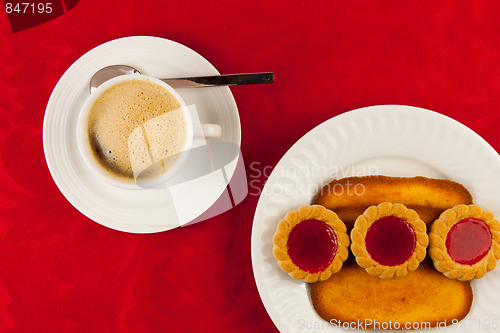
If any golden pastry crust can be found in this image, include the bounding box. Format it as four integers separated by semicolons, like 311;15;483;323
314;176;473;231
351;202;429;279
310;260;473;329
272;205;350;283
429;204;500;281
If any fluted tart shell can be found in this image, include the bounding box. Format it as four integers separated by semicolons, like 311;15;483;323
272;205;350;283
351;202;429;279
429;204;500;281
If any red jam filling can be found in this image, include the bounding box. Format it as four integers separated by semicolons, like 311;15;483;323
445;218;492;265
365;216;416;266
287;219;338;273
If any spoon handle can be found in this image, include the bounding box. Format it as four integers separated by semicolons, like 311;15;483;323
162;72;274;88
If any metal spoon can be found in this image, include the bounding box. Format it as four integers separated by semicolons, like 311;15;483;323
89;65;274;93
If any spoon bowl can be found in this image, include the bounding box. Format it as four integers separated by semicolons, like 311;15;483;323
89;65;140;93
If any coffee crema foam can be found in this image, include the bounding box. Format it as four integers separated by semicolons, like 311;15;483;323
87;79;188;181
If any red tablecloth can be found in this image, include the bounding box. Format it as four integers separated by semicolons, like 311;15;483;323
1;1;500;332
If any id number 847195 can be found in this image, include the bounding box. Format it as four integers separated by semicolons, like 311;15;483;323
5;3;52;13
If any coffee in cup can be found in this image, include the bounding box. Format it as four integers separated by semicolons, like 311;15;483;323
87;78;187;181
77;74;221;190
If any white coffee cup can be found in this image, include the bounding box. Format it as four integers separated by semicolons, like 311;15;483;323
77;74;221;190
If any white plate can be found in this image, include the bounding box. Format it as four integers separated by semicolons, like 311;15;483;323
43;36;241;233
251;105;500;333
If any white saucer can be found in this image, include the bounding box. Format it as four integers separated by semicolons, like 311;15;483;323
43;36;241;233
251;105;500;332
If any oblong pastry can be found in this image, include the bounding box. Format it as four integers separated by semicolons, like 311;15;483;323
272;205;350;283
429;204;500;281
311;260;473;329
351;202;429;279
315;176;473;231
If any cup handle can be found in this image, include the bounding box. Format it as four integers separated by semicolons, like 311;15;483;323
195;124;222;139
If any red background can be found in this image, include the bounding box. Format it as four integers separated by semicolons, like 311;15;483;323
1;0;500;332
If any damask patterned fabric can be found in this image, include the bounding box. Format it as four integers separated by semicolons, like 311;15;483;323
1;1;500;332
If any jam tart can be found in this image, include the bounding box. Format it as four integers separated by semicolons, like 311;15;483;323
350;202;429;279
272;205;350;283
429;204;500;281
